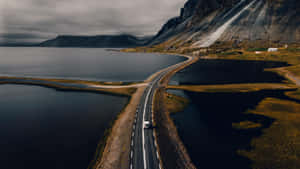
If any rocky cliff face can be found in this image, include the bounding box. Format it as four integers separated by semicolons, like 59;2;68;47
150;0;300;48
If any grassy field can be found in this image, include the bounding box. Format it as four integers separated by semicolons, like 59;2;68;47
164;92;189;113
167;83;297;93
216;49;300;65
286;89;300;101
285;65;300;77
237;98;300;169
232;121;262;130
214;48;300;79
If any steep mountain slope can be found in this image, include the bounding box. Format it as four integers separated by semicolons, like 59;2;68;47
39;34;150;48
150;0;300;48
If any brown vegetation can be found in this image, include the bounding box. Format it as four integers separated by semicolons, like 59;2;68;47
286;89;300;101
164;92;189;113
0;76;137;86
168;83;297;93
153;88;196;169
238;98;300;169
0;81;136;96
232;121;262;130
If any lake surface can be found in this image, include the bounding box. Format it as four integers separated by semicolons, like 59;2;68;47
0;47;186;82
169;90;289;169
0;84;128;169
170;59;288;85
168;59;291;168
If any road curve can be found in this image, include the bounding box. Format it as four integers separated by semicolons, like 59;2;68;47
130;55;195;169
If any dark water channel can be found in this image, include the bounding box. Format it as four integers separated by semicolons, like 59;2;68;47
170;59;289;85
168;59;291;169
0;84;128;169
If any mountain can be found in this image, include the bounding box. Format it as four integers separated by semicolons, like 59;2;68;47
149;0;300;49
0;42;37;47
39;34;150;48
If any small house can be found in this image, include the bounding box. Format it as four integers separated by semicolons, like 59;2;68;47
268;48;278;52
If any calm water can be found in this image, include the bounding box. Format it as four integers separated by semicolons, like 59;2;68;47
170;90;289;169
0;47;186;82
170;59;288;85
0;84;128;169
169;59;290;168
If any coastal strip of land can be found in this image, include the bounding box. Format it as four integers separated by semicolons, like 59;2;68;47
0;76;147;96
167;83;298;93
151;54;199;169
93;53;196;169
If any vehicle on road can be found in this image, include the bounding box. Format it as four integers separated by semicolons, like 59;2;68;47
144;121;151;129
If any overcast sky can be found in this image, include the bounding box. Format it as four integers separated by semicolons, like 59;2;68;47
0;0;187;43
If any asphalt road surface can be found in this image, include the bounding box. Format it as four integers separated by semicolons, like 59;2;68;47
130;56;194;169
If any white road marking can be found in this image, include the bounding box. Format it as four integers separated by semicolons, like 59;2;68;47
131;150;133;159
136;57;195;169
130;163;133;169
142;83;155;169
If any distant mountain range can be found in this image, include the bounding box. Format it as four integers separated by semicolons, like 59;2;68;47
2;0;299;48
38;34;151;48
149;0;300;49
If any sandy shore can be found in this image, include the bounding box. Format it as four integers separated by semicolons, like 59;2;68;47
94;86;146;169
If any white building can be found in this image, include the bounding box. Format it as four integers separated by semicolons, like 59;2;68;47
268;48;278;52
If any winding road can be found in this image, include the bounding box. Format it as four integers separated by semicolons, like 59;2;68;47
0;54;195;169
130;55;195;169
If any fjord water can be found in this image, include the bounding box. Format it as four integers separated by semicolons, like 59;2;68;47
0;84;128;169
0;47;186;82
170;90;289;169
171;59;288;85
169;59;289;168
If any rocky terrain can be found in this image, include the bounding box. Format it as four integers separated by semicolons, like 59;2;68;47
149;0;300;49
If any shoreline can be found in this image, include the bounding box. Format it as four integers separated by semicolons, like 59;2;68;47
152;55;199;169
0;79;137;97
94;50;300;169
155;51;300;169
0;51;192;169
4;48;299;169
93;53;194;169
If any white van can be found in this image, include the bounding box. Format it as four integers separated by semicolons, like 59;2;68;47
144;121;151;129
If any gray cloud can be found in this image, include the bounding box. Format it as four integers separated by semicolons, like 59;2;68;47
0;0;186;43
